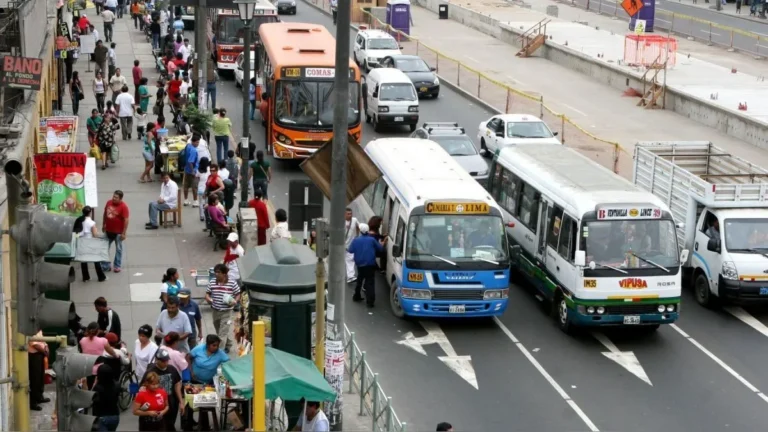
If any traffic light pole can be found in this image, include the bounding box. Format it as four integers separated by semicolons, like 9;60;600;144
195;0;208;110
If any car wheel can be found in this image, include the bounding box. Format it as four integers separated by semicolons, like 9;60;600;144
694;272;718;308
409;123;416;132
390;279;406;319
365;111;372;123
235;79;241;88
372;115;381;132
480;138;490;158
364;60;370;73
354;54;360;66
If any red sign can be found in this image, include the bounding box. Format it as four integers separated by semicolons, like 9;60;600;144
33;153;87;216
619;278;648;289
0;56;42;90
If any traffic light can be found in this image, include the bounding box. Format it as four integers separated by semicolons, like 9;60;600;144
9;203;76;335
52;347;99;431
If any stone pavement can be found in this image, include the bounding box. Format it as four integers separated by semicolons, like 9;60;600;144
309;0;768;176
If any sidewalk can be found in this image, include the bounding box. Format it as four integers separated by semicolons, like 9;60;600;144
662;0;767;22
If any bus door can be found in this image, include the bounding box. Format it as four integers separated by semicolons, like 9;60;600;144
535;197;552;265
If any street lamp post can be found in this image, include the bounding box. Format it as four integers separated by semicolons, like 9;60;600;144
234;0;257;207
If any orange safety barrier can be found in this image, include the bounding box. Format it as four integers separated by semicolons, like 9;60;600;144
624;35;678;68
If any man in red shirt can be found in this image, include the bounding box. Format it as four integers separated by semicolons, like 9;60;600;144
172;52;186;71
101;190;130;273
247;190;271;245
132;59;143;102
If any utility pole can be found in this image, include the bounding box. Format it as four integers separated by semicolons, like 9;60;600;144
234;0;256;206
195;0;208;110
313;219;329;372
327;0;351;427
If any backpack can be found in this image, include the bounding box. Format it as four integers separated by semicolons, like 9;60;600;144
178;143;190;170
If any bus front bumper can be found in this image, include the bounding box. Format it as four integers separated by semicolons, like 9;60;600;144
570;311;679;326
216;62;237;71
272;141;318;159
400;298;508;317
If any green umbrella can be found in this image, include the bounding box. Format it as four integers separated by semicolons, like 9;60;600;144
221;347;337;402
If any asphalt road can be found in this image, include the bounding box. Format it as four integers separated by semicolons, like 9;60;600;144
205;4;768;431
571;0;768;55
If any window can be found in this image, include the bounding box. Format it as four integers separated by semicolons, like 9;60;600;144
362;181;376;206
395;217;406;249
274;80;360;129
547;206;564;250
371;179;388;216
505;121;554;139
558;215;576;260
389;200;400;238
487;118;500;131
518;183;540;229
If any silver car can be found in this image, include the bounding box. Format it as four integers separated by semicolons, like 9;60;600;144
273;0;297;14
411;122;489;184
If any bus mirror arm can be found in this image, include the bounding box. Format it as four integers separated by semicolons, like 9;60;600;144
574;250;586;267
392;244;402;257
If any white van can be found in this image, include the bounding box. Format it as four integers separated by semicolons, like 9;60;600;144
364;68;419;133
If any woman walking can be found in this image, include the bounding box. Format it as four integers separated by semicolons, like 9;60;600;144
70;71;84;115
249;150;272;200
162;332;189;375
92;364;121;431
140;121;155;183
134;325;158;381
133;372;169;431
138;77;151;114
160;267;184;308
197;157;211;221
211;108;232;162
93;71;107;113
73;206;108;282
97;112;120;170
249;77;257;120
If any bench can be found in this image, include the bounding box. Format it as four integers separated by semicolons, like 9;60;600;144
159;190;182;228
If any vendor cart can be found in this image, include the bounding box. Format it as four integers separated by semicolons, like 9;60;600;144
159;134;188;180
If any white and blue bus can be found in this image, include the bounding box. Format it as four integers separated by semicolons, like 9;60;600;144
355;138;510;318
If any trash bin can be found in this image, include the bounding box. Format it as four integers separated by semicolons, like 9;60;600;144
439;3;448;19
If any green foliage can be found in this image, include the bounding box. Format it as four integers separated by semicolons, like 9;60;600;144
183;105;213;135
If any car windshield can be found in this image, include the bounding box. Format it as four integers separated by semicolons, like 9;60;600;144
396;58;430;72
584;220;680;269
218;15;276;44
506;121;554;139
379;83;416;101
406;215;508;263
274;80;361;129
723;218;768;251
430;135;478;156
369;38;399;50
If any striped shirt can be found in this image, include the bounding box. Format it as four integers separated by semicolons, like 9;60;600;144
206;279;240;311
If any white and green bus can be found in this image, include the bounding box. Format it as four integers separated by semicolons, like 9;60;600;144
486;145;688;333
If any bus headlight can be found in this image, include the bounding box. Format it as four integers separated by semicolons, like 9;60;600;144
408;106;419;113
378;106;389;113
666;305;676;312
276;133;293;146
587;306;595;314
721;261;738;280
400;288;431;300
597;306;605;314
483;289;508;300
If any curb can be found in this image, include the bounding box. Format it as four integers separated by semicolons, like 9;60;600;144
301;0;504;115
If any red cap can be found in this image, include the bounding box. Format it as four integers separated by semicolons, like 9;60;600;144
106;333;119;344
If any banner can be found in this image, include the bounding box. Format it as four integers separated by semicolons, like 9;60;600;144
0;56;43;90
34;153;87;216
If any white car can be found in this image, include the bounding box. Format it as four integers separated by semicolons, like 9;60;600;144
353;29;402;72
234;51;256;88
477;114;561;156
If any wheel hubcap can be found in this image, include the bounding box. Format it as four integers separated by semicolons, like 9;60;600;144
559;299;568;325
392;286;402;311
697;279;707;300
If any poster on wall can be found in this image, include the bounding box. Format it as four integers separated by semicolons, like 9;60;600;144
38;116;78;153
33;153;93;216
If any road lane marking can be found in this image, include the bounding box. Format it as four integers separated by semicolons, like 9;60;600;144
505;74;528;86
699;29;722;37
397;321;479;389
494;317;600;432
465;56;480;64
592;332;652;386
561;103;588;117
724;306;768;338
671;324;768;403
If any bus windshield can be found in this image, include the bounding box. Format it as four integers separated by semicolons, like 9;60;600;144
274;80;360;128
218;15;276;44
584;219;679;269
406;215;508;264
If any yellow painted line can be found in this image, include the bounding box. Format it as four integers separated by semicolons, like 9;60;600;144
607;294;660;300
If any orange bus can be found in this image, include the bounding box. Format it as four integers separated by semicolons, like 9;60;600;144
258;22;363;160
206;1;278;74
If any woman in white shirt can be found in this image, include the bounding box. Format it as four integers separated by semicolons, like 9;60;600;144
92;71;107;114
134;325;158;381
197;157;211;222
74;206;108;282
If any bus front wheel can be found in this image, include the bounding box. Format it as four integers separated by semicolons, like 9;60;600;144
390;280;406;319
553;291;574;334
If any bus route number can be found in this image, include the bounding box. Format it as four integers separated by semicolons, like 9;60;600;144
408;272;424;283
284;68;301;78
583;279;597;288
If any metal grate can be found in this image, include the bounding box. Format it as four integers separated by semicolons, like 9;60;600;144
605;304;660;315
431;289;485;301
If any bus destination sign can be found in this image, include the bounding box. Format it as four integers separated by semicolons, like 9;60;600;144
425;202;489;214
282;67;355;79
597;206;661;220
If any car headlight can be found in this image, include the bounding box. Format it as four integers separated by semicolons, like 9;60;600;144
657;304;666;313
596;306;605;314
408;106;419;113
587;306;595;314
666;305;675;312
378;106;389;113
721;261;738;280
483;289;508;300
400;288;431;300
433;76;440;85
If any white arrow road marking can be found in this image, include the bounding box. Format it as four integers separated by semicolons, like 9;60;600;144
724;306;768;338
395;321;479;389
592;332;652;386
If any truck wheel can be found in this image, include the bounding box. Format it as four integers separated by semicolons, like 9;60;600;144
390;279;405;319
553;291;574;334
480;138;490;158
694;273;718;308
373;115;381;132
409;123;416;132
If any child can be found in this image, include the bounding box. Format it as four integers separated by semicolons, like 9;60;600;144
135;108;148;140
156;114;166;129
104;100;117;116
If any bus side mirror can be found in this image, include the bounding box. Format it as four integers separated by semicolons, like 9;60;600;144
680;249;689;264
707;237;721;254
509;245;521;260
676;222;685;229
574;250;586;267
392;244;402;257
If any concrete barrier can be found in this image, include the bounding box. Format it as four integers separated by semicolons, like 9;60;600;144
414;0;768;151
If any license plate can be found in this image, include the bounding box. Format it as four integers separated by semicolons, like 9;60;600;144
760;287;768;295
449;305;465;314
623;315;641;325
419;86;428;92
394;116;404;122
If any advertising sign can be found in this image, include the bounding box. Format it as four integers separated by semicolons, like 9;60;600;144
0;56;43;90
34;153;88;216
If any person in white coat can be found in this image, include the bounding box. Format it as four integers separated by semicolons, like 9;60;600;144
344;207;360;283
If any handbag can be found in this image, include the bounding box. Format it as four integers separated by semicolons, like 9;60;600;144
77;92;85;101
110;144;120;163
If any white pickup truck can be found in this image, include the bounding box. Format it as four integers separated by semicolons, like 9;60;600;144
634;141;768;307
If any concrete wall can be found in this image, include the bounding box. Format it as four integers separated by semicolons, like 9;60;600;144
413;0;768;151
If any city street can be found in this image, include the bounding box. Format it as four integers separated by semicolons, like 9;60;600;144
204;3;768;431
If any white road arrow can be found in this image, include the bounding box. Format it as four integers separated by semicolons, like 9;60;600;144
592;332;652;386
397;321;479;389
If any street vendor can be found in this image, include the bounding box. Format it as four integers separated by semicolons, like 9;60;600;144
294;399;330;432
186;334;229;385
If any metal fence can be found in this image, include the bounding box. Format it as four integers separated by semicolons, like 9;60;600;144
357;8;628;175
344;326;407;432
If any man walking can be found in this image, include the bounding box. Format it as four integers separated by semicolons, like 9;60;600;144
156;297;193;353
93;40;109;77
205;264;240;353
104;0;118;14
247;189;270;245
95;297;122;341
132;59;143;102
348;223;385;307
109;67;127;104
101;190;129;273
146;172;178;229
181;134;200;206
206;62;217;110
344;208;360;283
101;7;116;42
178;289;202;349
115;85;136;140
